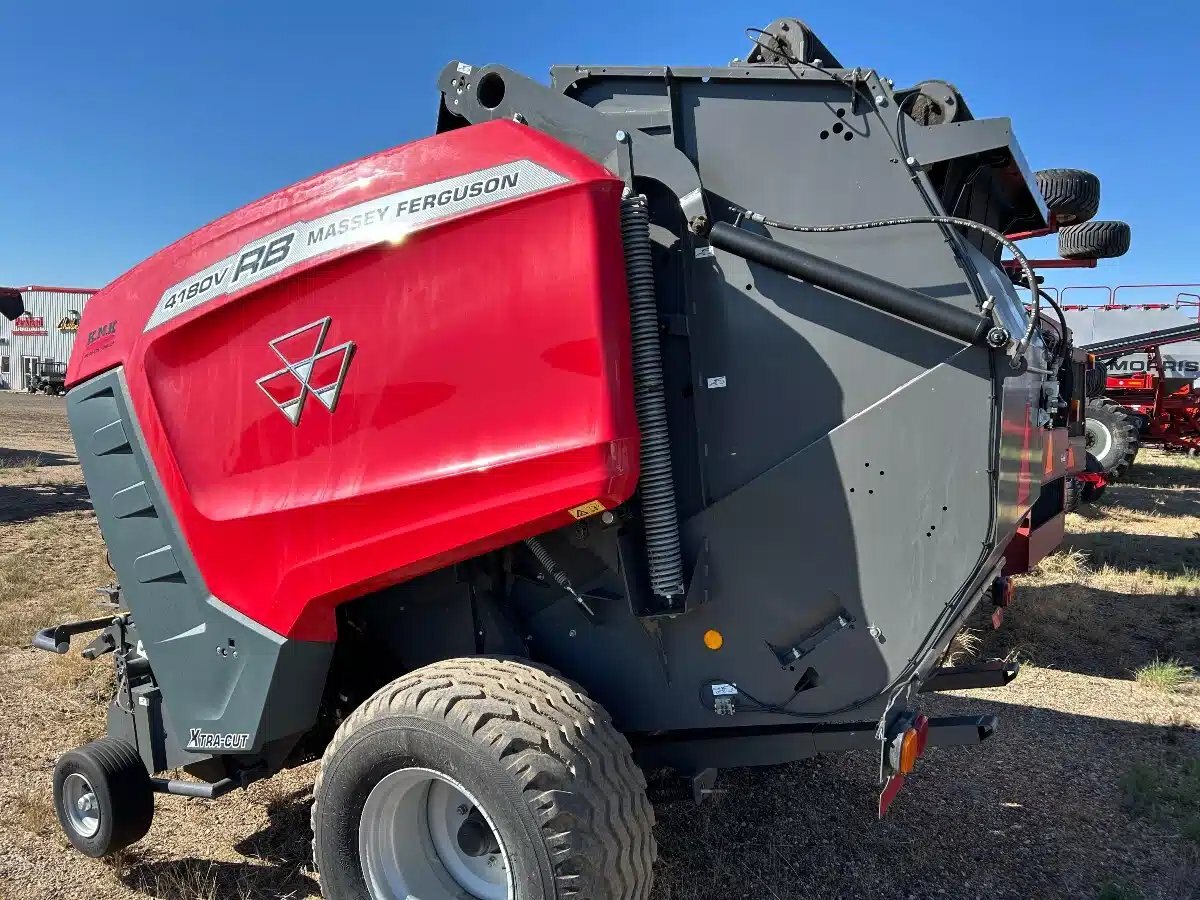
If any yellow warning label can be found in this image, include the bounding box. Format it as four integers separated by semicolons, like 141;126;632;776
567;500;606;520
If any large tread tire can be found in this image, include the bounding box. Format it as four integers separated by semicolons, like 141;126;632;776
1059;220;1131;260
1085;397;1139;479
52;737;154;858
312;657;656;900
1084;360;1109;398
1035;168;1099;225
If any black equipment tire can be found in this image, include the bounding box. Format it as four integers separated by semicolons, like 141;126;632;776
1085;397;1138;479
313;657;656;900
1035;169;1099;225
52;738;154;857
1059;220;1131;260
1084;360;1109;398
1064;476;1081;513
1080;454;1107;503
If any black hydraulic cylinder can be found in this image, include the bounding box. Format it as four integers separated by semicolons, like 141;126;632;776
707;222;993;346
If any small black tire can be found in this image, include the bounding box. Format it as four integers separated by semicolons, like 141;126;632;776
52;738;154;857
1085;397;1139;479
313;657;656;900
1064;476;1081;513
1035;168;1100;225
1059;220;1131;260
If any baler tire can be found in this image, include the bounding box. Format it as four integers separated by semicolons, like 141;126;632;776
52;738;154;858
1035;169;1100;225
312;657;656;900
1059;220;1131;260
1085;397;1138;480
1064;476;1081;513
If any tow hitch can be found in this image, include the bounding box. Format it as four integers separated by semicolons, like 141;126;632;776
32;615;123;655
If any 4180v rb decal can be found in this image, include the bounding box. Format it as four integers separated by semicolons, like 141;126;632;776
145;159;569;332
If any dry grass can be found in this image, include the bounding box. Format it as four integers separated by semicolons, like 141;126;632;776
1136;658;1197;693
11;786;58;838
0;453;42;473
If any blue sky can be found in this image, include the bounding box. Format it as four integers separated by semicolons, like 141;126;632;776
2;2;1195;297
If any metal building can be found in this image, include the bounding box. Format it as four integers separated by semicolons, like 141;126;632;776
0;285;97;391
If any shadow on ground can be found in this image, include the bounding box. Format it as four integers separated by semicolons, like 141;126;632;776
651;695;1200;900
1067;531;1200;571
974;582;1200;679
118;855;318;900
0;483;91;525
0;447;76;468
118;790;318;899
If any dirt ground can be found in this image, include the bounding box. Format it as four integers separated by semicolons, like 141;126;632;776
1;390;1197;900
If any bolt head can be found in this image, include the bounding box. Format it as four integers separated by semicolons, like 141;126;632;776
615;130;628;142
568;629;577;638
456;804;469;816
875;94;887;106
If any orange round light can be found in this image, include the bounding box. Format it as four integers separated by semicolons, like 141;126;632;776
703;629;724;651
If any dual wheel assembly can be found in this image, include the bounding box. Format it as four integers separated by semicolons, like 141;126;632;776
53;658;658;900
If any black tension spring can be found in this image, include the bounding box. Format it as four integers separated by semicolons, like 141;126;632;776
620;195;685;600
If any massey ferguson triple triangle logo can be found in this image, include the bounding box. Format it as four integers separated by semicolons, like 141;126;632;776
256;317;355;425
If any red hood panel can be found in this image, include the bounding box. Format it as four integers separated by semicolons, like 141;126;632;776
71;121;639;640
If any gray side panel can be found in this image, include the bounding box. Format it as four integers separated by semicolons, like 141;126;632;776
530;353;997;731
67;368;331;757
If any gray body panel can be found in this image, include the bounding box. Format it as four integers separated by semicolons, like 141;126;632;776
67;369;331;758
467;63;1047;733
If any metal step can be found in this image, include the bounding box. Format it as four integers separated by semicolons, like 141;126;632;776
925;714;1000;746
919;659;1020;693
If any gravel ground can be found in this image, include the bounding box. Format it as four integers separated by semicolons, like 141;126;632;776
0;391;1197;900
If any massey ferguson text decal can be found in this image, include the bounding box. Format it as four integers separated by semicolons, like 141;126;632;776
145;160;569;331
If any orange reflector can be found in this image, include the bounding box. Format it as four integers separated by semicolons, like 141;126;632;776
898;714;930;775
703;629;724;651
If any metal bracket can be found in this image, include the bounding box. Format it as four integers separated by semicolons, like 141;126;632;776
436;62;708;222
767;609;855;668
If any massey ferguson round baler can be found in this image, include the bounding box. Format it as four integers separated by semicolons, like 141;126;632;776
35;19;1090;900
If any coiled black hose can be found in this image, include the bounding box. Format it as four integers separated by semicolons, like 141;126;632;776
620;195;685;600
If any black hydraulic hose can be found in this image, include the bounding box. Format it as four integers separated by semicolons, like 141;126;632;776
1036;287;1069;374
708;222;995;346
620;195;685;600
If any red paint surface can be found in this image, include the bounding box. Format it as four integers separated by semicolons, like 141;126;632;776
68;121;639;640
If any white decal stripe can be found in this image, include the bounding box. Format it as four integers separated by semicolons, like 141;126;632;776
145;159;571;332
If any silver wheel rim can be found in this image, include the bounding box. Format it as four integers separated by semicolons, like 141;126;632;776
1085;419;1113;464
63;773;101;839
359;767;511;900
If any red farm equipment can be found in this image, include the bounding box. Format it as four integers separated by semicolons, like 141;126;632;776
1066;286;1200;457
